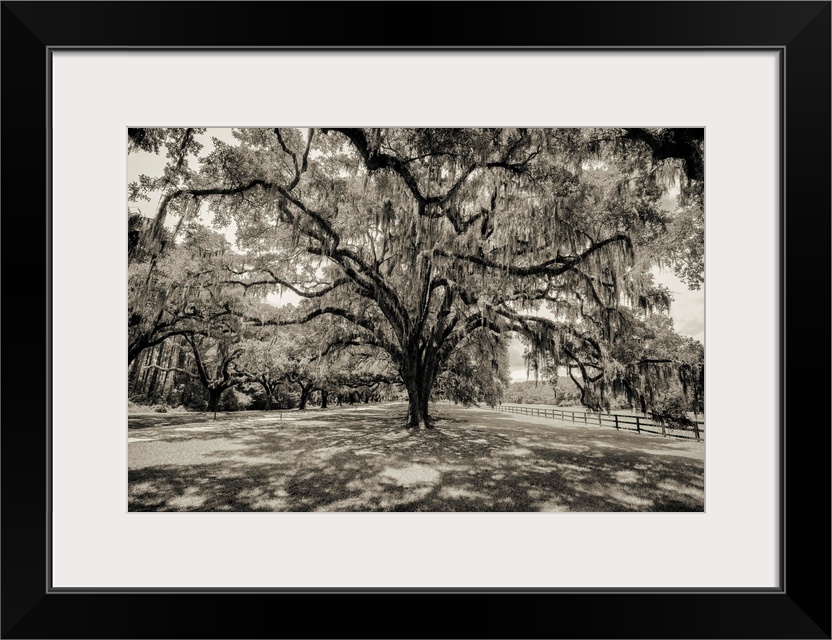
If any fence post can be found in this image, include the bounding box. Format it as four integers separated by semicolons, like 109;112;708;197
571;411;575;422
614;415;619;430
694;422;701;441
636;416;641;433
598;412;602;427
583;412;588;424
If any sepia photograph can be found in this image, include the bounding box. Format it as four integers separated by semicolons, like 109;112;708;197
127;127;705;512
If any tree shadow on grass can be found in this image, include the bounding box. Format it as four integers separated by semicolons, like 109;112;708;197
128;412;265;430
129;406;704;512
129;404;465;434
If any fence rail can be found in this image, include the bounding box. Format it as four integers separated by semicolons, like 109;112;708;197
494;405;704;441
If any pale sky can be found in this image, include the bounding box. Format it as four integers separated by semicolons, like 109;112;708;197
128;128;704;384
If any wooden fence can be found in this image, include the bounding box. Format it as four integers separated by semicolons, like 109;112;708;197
495;404;704;441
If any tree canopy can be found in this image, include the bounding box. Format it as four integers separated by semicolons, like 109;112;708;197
129;127;704;427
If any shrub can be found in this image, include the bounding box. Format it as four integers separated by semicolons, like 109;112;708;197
167;405;189;413
218;389;239;411
650;396;694;428
218;388;254;412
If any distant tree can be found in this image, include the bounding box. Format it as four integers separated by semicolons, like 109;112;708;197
508;380;556;406
145;333;244;413
232;335;289;410
279;323;330;410
569;313;704;414
322;341;400;407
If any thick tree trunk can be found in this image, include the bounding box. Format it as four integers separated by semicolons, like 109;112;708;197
404;364;434;429
207;387;222;413
298;384;312;411
405;386;431;428
258;380;274;411
320;389;328;409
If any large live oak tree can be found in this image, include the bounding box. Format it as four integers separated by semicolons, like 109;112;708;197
130;127;703;428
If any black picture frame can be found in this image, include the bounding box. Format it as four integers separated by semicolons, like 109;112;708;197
2;2;829;638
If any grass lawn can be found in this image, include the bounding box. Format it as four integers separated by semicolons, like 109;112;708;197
128;402;704;512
